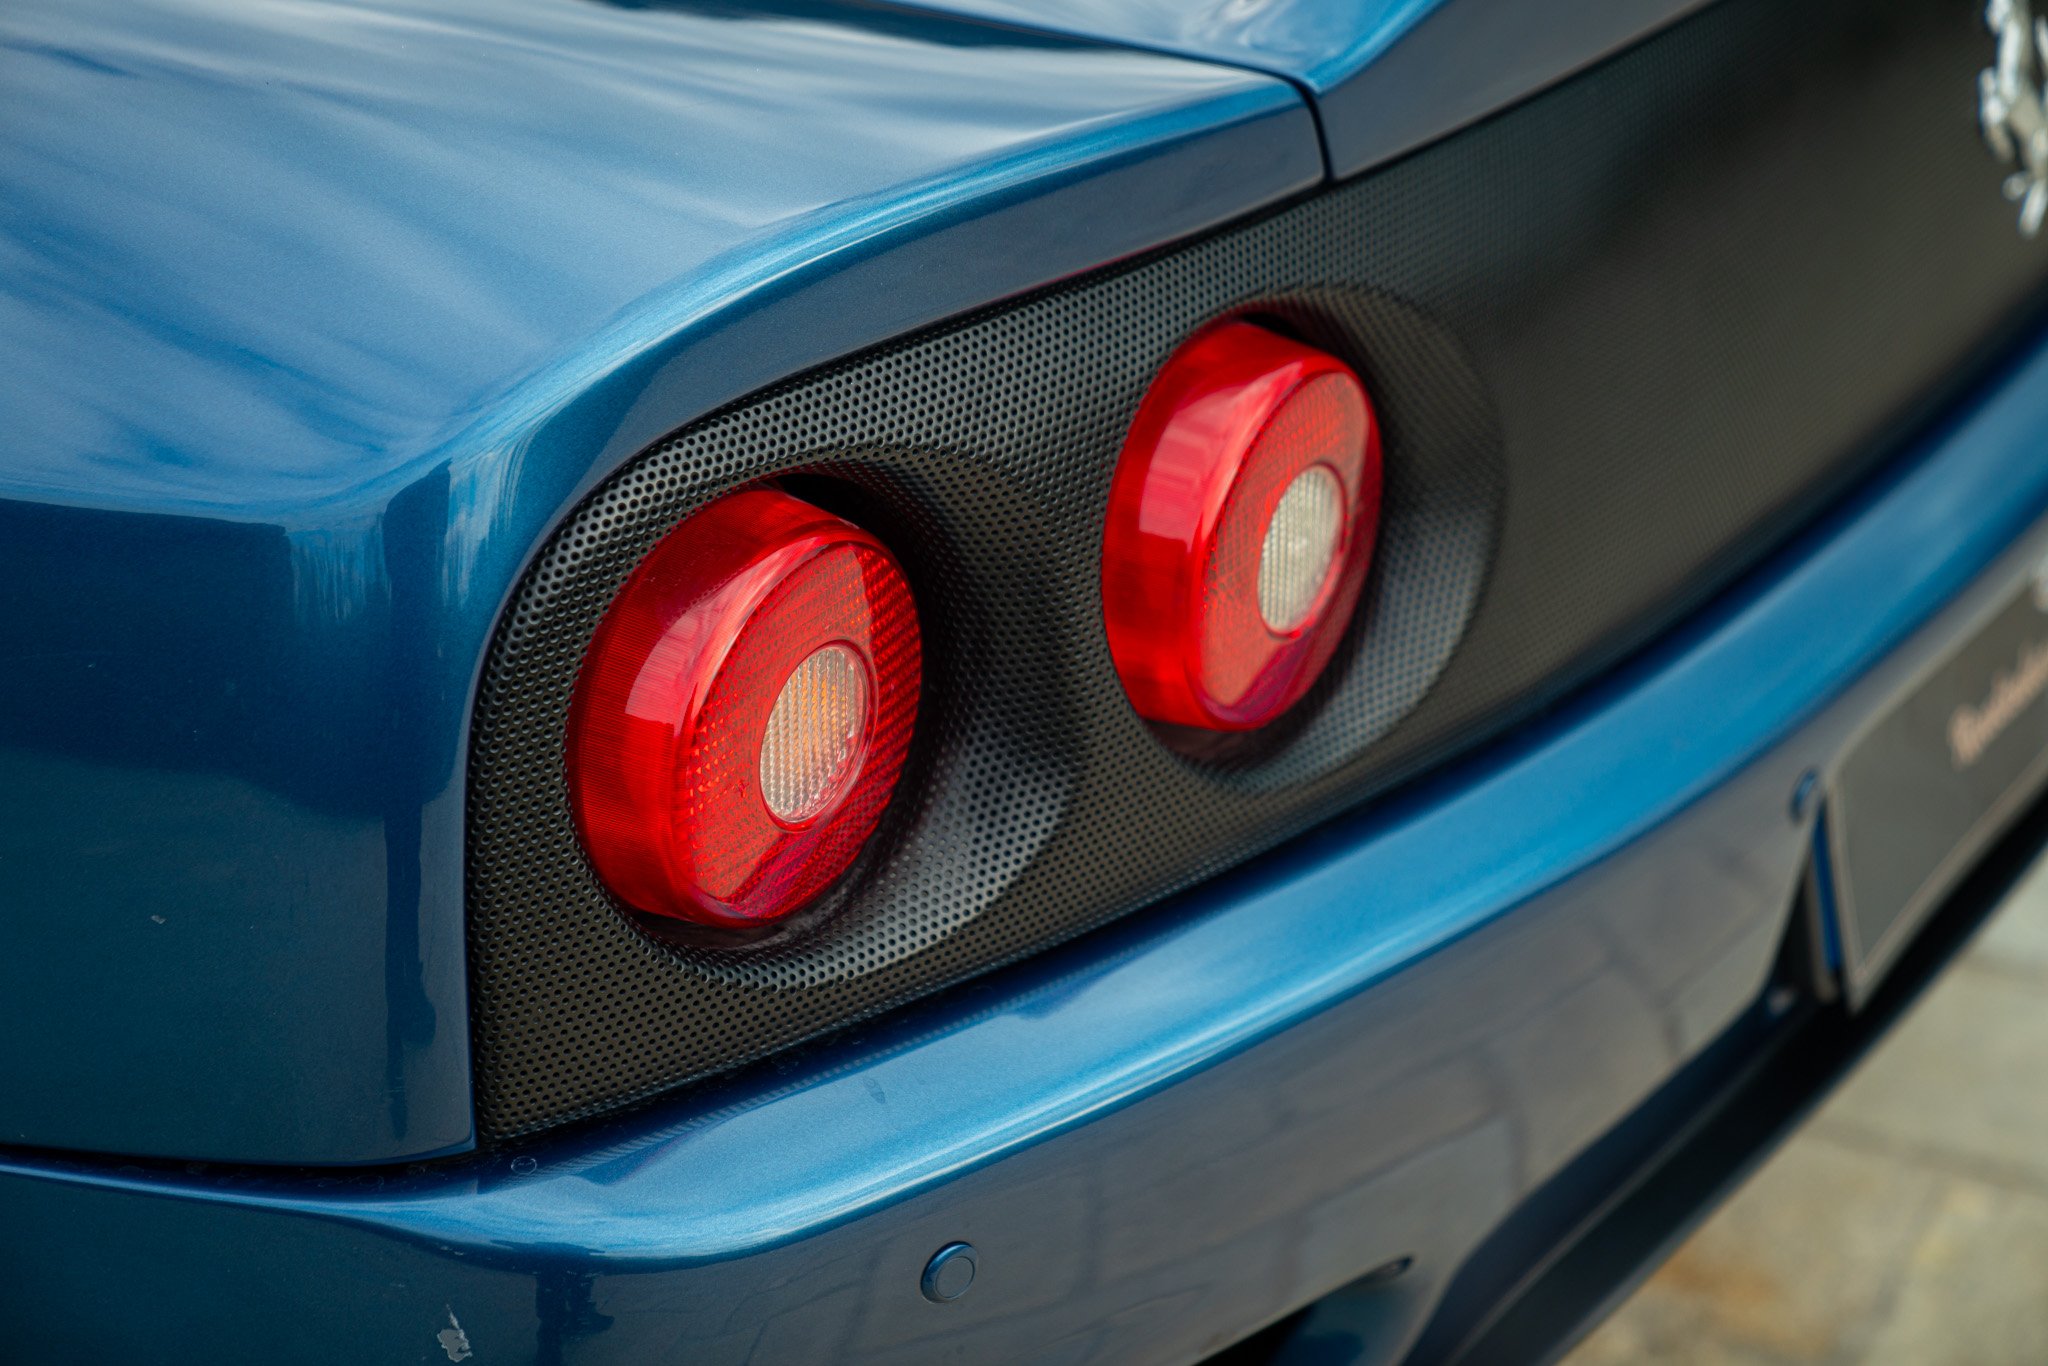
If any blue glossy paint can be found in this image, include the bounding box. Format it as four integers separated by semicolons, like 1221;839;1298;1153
0;0;1321;1164
885;0;1714;175
5;307;2048;1363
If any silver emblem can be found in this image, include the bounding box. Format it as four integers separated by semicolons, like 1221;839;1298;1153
1982;0;2048;236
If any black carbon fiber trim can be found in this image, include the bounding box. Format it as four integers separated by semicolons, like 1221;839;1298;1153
470;0;2048;1138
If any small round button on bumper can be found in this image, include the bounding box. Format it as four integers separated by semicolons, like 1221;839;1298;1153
920;1242;977;1303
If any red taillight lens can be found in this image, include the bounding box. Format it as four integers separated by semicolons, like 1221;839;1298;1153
566;487;920;928
1101;321;1381;731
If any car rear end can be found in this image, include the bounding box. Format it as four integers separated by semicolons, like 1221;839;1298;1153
4;0;2048;1361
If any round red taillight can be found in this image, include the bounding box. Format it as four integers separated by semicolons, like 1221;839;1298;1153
566;487;920;928
1101;321;1382;732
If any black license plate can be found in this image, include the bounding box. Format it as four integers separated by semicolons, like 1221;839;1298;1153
1828;563;2048;1002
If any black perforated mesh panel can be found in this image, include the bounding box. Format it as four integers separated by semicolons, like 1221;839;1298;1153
470;0;2048;1138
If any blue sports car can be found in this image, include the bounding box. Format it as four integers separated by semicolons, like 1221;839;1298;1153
6;0;2048;1360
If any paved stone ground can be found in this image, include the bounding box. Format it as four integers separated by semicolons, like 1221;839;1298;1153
1565;852;2048;1366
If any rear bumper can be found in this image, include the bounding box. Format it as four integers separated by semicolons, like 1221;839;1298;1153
9;330;2048;1361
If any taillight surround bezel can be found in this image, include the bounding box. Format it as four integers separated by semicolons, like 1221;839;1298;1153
468;243;1506;1143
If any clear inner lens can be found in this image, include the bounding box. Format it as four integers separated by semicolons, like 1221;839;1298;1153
759;643;868;823
1257;465;1344;632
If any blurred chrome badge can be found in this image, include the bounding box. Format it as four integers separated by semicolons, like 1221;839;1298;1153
1982;0;2048;236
